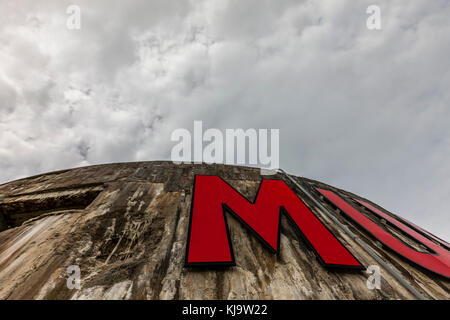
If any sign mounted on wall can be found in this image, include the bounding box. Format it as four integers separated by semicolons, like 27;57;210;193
185;175;363;269
317;188;450;278
185;175;450;279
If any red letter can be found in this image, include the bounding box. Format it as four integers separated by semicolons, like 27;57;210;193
317;188;450;278
384;210;450;251
185;175;363;269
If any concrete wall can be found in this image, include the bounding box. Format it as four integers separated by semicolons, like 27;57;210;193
0;162;448;300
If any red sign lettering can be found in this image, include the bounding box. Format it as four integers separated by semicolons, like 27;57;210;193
317;188;450;278
185;175;363;269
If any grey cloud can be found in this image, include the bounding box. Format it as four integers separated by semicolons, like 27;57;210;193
0;0;449;240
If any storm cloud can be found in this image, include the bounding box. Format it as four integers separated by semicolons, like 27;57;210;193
0;0;449;239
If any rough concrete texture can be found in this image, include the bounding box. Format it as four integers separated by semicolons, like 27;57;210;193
0;161;448;300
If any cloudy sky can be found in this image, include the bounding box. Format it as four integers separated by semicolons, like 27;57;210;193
0;0;449;240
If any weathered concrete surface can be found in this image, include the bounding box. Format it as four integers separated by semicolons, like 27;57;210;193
0;161;448;300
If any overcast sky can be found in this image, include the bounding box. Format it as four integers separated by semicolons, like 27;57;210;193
0;0;449;240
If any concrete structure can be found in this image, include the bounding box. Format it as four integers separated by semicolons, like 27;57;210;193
0;161;448;299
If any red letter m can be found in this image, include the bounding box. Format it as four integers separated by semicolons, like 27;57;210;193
185;175;363;269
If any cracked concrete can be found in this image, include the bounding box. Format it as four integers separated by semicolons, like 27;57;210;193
0;161;448;299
